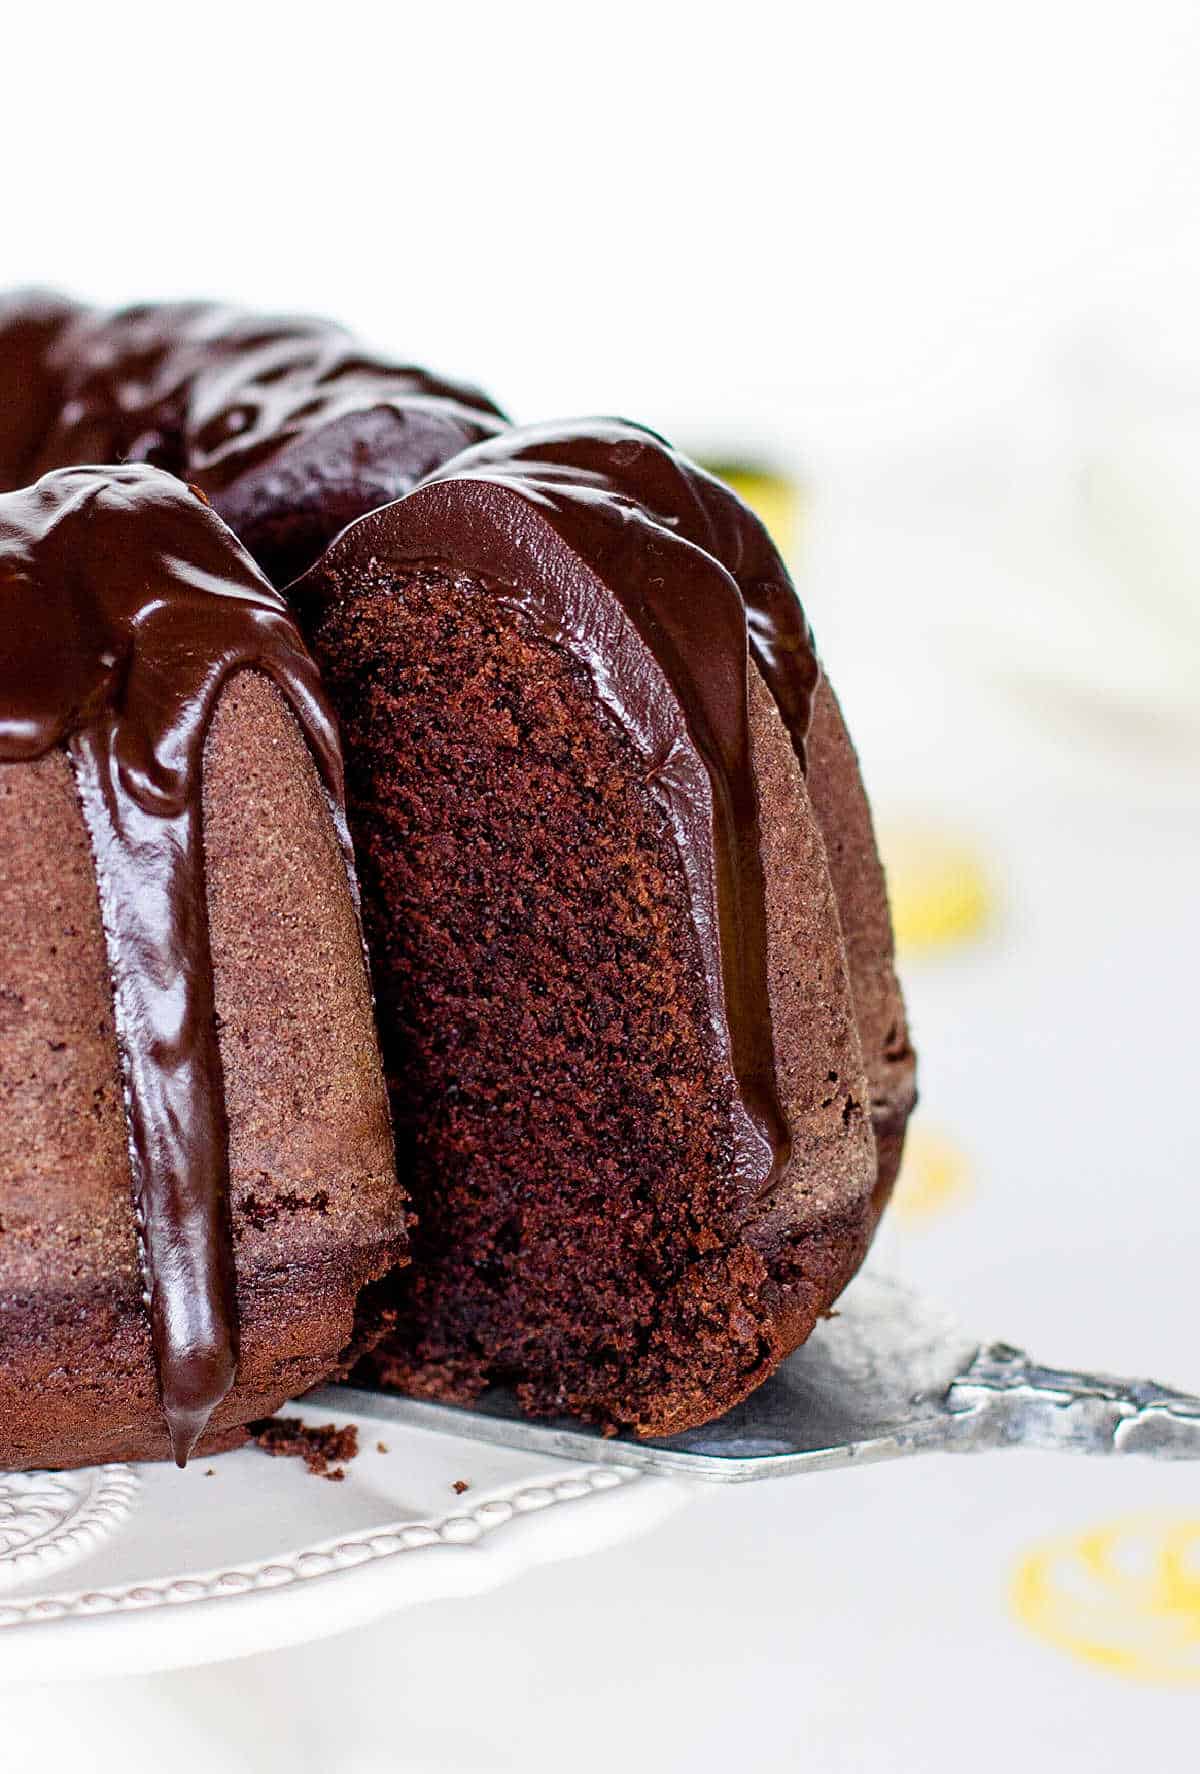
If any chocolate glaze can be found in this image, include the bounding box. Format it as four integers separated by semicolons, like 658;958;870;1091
0;293;506;584
0;464;350;1464
0;290;80;492
424;419;822;768
300;420;826;1197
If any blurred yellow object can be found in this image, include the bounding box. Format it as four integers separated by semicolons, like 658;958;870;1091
878;823;995;957
1013;1516;1200;1688
701;462;802;566
891;1124;974;1224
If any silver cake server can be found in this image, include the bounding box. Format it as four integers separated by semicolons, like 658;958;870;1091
316;1269;1200;1481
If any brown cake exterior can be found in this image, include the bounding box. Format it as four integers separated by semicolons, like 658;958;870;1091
296;421;915;1436
0;467;404;1470
806;679;915;1213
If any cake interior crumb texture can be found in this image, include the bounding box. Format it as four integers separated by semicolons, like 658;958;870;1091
312;564;880;1437
247;1417;360;1481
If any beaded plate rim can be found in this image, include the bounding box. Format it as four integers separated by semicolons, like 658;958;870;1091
0;1461;640;1627
0;1465;142;1594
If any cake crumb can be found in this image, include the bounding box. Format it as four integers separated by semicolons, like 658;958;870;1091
377;1441;389;1455
247;1416;359;1481
205;1467;215;1477
452;1479;470;1495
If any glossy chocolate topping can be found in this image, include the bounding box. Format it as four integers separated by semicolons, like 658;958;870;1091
0;294;507;584
424;419;822;768
0;464;350;1464
0;290;81;493
301;420;824;1197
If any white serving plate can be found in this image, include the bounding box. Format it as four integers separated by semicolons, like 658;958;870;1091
0;1399;690;1682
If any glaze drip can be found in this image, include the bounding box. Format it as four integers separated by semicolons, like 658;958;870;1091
0;465;349;1463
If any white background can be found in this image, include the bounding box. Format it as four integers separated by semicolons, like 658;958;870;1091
3;2;1200;1767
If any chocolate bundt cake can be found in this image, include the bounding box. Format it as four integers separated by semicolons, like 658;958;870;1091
0;465;403;1470
0;292;914;1464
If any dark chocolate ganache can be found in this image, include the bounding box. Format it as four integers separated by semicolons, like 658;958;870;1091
0;292;507;586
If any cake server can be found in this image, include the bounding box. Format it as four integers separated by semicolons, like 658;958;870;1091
318;1269;1200;1482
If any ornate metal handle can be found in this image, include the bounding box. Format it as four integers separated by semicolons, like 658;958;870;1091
943;1341;1200;1459
324;1275;1200;1480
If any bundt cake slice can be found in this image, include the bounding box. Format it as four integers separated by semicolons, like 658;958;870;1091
294;420;915;1438
0;465;405;1470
